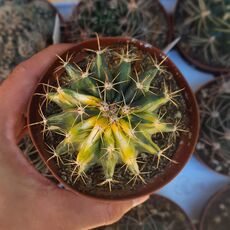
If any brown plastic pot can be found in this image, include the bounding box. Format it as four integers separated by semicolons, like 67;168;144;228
173;0;230;74
27;37;200;201
199;184;230;230
65;0;173;49
195;74;230;177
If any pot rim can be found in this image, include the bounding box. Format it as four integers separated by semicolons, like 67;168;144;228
27;36;200;201
172;0;230;74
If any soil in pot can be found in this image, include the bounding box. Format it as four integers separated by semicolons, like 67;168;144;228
67;0;171;49
28;37;197;200
174;0;230;73
195;75;230;177
96;194;195;230
200;185;230;230
0;0;57;82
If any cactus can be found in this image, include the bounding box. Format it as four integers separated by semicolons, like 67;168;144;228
68;0;169;49
0;0;56;82
96;195;194;230
175;0;230;69
196;76;230;176
33;38;187;191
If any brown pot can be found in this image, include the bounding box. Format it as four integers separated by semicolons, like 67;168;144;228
195;74;230;177
27;37;200;201
199;184;230;230
173;0;230;74
65;0;173;49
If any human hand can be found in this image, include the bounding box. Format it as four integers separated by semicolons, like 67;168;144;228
0;44;149;230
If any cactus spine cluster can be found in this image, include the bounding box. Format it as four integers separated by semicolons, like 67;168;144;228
36;38;185;190
69;0;168;49
175;0;230;69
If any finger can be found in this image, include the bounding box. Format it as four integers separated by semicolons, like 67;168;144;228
45;190;149;230
0;44;74;138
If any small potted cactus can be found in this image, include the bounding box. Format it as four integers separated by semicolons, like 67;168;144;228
28;37;199;200
195;74;230;177
0;0;57;82
174;0;230;73
67;0;171;49
96;194;195;230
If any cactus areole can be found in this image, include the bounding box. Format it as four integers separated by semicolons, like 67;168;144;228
28;37;199;200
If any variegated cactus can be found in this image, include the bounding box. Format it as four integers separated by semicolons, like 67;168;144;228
36;38;186;190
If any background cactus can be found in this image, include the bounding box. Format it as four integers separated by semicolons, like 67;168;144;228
97;195;194;230
68;0;169;49
32;38;189;193
0;0;56;82
196;75;230;176
174;0;230;70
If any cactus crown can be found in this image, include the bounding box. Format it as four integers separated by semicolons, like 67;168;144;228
69;0;168;49
35;38;187;191
175;0;230;68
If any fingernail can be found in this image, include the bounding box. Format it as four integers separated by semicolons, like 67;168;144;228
132;195;149;207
